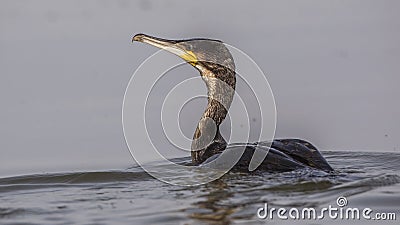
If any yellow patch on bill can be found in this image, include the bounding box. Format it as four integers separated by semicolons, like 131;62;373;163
181;50;197;65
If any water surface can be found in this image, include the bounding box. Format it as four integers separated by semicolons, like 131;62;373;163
0;151;399;224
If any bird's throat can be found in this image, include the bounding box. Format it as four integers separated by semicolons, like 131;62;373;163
190;64;236;164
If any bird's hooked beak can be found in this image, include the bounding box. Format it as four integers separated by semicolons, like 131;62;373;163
132;33;197;65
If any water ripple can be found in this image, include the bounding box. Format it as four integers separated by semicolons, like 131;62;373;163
0;150;399;224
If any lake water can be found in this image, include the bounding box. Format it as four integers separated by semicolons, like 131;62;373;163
0;150;399;225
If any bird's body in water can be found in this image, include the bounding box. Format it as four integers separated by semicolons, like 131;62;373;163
132;34;333;172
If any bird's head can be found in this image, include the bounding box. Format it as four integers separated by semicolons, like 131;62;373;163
132;33;235;86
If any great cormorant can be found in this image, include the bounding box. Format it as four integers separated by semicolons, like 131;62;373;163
132;34;333;172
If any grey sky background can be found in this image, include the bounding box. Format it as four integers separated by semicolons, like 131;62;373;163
1;0;399;178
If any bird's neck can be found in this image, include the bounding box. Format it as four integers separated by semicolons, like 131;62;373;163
191;101;229;164
191;67;236;164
